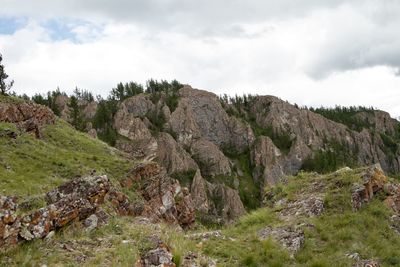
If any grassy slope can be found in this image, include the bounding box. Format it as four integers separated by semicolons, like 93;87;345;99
202;169;400;267
0;119;132;198
1;98;399;266
4;167;400;266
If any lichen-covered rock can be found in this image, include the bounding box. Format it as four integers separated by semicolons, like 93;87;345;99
354;259;380;267
136;235;176;267
1;175;112;250
106;189;139;216
123;162;196;229
181;251;217;267
190;139;231;177
0;196;20;249
352;164;388;211
0;101;56;138
156;132;198;174
278;195;324;221
258;226;305;256
45;175;110;205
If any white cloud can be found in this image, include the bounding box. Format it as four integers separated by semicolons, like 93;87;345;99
0;0;400;117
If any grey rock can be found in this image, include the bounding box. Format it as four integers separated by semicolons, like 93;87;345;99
258;226;305;256
156;132;198;174
84;214;98;231
190;139;231;177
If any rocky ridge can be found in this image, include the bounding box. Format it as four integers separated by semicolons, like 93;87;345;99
47;85;400;223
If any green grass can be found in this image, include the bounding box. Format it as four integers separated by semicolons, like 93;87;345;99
2;112;400;267
203;208;291;266
201;168;400;267
0;119;132;197
0;94;24;104
1;216;197;267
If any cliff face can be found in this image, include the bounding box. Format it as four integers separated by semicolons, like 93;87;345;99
109;85;400;220
48;85;400;221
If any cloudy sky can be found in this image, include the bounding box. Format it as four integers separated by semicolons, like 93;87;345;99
0;0;400;117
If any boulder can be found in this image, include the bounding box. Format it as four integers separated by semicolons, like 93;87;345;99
106;189;140;216
354;259;380;267
181;251;217;267
45;175;110;205
135;235;175;267
0;196;20;249
278;196;324;221
258;226;305;256
351;164;388;211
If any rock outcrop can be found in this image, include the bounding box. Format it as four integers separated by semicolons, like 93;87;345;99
249;96;400;182
168;86;254;151
351;164;388;211
0;196;20;248
114;103;158;160
156;132;198;174
0;175;111;250
190;139;231;177
135;235;176;267
190;170;246;224
258;226;305;256
122;162;196;229
0;101;56;138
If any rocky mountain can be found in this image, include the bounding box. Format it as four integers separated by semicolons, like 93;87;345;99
48;85;400;224
1;92;400;266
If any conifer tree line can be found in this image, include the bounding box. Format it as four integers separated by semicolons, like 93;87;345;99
12;79;183;145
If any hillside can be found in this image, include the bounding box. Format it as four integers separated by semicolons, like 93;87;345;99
39;83;400;224
1;89;400;266
3;162;400;266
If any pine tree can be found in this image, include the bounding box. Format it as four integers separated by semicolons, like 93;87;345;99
68;96;84;131
0;53;14;95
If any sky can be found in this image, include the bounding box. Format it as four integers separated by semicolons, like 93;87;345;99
0;0;399;118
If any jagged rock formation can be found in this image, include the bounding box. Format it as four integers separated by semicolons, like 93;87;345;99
135;235;176;267
0;175;110;250
351;164;388;210
121;162;196;229
190;169;246;224
0;163;198;251
190;138;231;177
156;132;198;174
7;85;399;225
249;96;400;180
168;87;255;152
0;101;55;138
107;85;400;221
